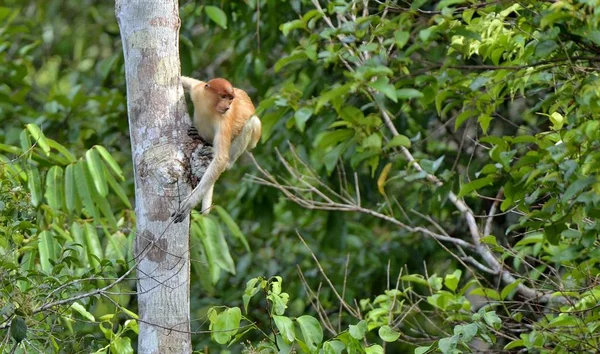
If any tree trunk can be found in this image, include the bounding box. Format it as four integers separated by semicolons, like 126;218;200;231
115;0;193;352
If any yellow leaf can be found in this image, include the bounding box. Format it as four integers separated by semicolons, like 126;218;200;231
377;163;392;195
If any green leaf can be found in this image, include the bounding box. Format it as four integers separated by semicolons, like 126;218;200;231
478;114;492;134
64;164;77;213
26;123;50;155
71;302;95;322
191;221;220;284
501;279;522;299
85;148;108;197
105;231;127;262
455;109;475;130
84;222;103;268
562;176;594;203
267;290;289;316
75;161;98;219
10;316;27;343
356;65;394;80
482;310;501;329
362;133;382;150
315;83;353;112
396;88;423;99
27;167;42;207
349;320;367;340
199;217;236;274
38;230;55;273
323;341;345;354
110;337;133;354
365;344;384;354
401;274;428;286
273;315;295;343
48;139;76;163
444;269;461;292
438;335;458;354
385;134;411;149
317;129;354;149
294;107;313;133
503;339;525;350
211;307;241;344
369;77;397;102
44;166;64;211
454;323;477;342
280;19;305;36
469;287;500;300
204;6;227;29
19;129;31;154
549;112;564;130
94;145;124;180
436;0;466;9
296;316;323;351
242;277;263;313
274;52;307;73
548;314;578;327
93;185;118;230
213;206;250;252
378;325;400;342
544;222;566;245
394;30;410;48
535;40;558;58
458;176;494;197
104;164;132;208
71;222;89;265
415;345;433;354
481;235;497;246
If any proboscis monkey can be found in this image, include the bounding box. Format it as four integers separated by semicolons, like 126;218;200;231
172;76;261;222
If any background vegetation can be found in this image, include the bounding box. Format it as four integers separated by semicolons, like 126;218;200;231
1;0;599;353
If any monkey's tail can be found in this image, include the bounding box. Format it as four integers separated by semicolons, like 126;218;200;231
181;76;205;92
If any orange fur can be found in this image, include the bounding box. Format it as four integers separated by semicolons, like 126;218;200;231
173;76;261;220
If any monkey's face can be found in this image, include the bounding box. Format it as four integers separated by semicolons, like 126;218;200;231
206;78;235;115
214;94;233;114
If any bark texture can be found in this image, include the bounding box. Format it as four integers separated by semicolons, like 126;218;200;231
115;0;195;352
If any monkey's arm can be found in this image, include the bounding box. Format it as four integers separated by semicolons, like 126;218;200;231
181;76;206;92
172;130;230;222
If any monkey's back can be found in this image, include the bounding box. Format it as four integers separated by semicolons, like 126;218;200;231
229;88;256;138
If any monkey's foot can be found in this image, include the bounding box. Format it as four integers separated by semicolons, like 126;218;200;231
171;206;190;223
171;210;186;223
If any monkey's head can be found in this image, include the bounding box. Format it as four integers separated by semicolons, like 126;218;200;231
206;78;235;115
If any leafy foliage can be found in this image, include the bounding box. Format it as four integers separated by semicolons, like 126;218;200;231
2;0;600;353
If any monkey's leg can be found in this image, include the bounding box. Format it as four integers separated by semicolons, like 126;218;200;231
201;184;214;215
228;115;261;169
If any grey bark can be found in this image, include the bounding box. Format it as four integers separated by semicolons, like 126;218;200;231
115;0;199;352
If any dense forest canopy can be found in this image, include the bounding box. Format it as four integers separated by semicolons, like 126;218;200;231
1;0;600;353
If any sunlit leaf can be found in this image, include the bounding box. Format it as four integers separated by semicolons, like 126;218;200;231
273;315;295;343
27;167;42;207
85;148;108;197
44;166;64;211
297;316;323;351
38;230;55;273
26;123;50;155
204;6;227;29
